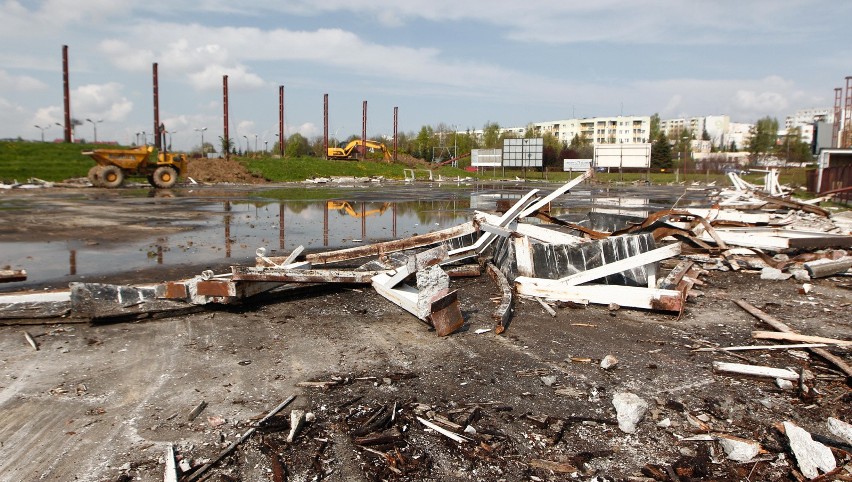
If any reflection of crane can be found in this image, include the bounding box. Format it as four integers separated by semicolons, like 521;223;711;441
327;139;392;161
327;201;391;218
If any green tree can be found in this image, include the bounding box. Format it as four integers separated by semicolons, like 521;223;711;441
779;127;813;165
649;113;661;143
415;125;435;160
746;116;779;164
285;133;312;157
482;122;500;149
701;128;710;141
568;133;593;159
651;131;672;169
218;136;234;158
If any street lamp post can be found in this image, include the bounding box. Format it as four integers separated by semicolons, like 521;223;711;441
85;118;103;143
254;134;258;153
34;124;49;142
195;127;207;156
242;135;249;155
142;131;147;145
264;140;268;153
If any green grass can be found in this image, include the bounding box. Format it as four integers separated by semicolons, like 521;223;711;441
0;140;817;190
0;140;107;182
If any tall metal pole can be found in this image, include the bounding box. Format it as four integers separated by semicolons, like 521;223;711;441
361;100;367;160
323;94;329;159
62;45;71;143
223;75;230;161
153;63;161;149
832;88;843;149
844;77;852;148
393;106;398;161
279;85;285;157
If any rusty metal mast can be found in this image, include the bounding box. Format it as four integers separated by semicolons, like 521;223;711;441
153;63;160;149
62;45;71;143
279;85;285;157
223;75;229;161
393;106;398;162
323;94;329;159
832;87;843;148
361;100;367;160
844;76;852;148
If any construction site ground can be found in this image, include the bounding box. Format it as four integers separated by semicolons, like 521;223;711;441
0;182;850;482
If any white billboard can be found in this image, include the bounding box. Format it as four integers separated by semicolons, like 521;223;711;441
563;159;592;171
594;143;651;169
471;149;502;167
503;138;543;168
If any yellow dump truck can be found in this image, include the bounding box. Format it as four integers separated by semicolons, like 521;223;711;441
83;145;188;188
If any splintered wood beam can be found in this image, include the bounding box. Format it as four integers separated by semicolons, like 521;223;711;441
712;361;799;380
0;269;27;283
514;279;683;312
486;262;512;334
515;223;587;245
733;299;852;378
555;242;681;286
231;266;385;284
296;221;476;265
752;331;852;347
514;235;534;277
371;273;421;319
518;168;590;218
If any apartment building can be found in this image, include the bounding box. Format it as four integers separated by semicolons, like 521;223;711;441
784;108;834;145
500;116;651;145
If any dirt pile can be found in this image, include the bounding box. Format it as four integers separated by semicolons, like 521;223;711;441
186;157;268;184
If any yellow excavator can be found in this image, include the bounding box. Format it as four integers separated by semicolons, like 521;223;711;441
327;139;392;161
327;201;391;218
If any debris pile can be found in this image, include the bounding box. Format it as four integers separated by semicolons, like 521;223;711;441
2;168;851;481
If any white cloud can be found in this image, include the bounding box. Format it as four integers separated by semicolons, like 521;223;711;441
71;83;134;122
0;70;48;91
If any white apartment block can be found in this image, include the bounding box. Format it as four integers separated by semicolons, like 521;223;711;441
784;108;834;145
501;116;651;145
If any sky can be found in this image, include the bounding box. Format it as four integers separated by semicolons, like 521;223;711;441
1;0;850;151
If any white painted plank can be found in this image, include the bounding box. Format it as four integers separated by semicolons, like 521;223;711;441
712;361;799;380
514;280;682;310
515;223;587;245
518;169;590;218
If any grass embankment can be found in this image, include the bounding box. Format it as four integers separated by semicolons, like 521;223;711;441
0;140;812;189
0;141;100;182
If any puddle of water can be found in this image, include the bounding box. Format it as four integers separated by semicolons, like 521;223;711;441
0;184;709;288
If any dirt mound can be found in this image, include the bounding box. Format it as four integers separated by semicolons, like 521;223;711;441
186;157;267;184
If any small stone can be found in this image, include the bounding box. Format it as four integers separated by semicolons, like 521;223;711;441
382;377;392;385
776;378;794;390
783;421;836;478
464;425;476;434
612;392;648;434
717;434;762;462
761;267;792;281
305;412;316;423
540;375;557;387
657;418;671;428
600;355;618;370
791;269;811;281
827;417;852;446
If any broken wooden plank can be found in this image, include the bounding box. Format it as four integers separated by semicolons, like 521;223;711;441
701;228;852;251
659;260;695;290
734;299;852;378
0;290;72;321
231;266;385;284
753;192;830;217
70;282;200;321
515;280;683;312
416;416;471;443
554;242;681;286
695;343;830;352
186;395;296;482
535;297;556;317
518;168;590;218
164;443;178;482
293;221;476;265
752;331;852;347
380;245;449;289
0;269;27;283
371;273;421;319
486;262;512;334
429;289;464;336
712;361;799;380
515;223;587;245
445;263;482;278
514;235;534;277
24;331;38;350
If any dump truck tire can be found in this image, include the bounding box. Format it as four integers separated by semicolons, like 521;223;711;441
87;166;102;187
100;165;124;188
152;166;178;189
